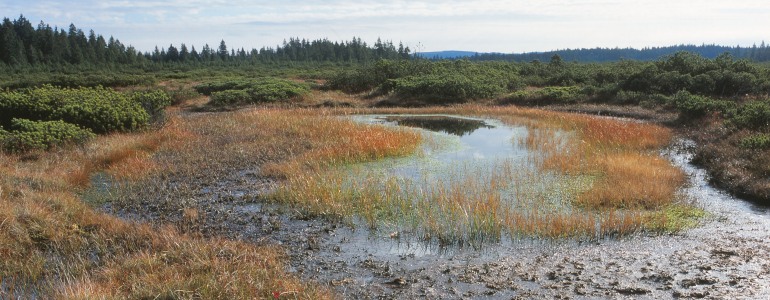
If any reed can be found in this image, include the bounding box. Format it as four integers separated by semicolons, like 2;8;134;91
270;104;698;245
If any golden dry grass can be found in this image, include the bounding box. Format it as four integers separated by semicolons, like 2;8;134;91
0;110;333;299
1;98;695;297
269;104;693;242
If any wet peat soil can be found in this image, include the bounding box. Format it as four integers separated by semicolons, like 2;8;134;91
103;138;770;299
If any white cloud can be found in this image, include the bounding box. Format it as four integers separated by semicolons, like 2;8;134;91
4;0;769;52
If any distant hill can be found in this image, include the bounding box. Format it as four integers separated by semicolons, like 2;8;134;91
422;44;770;62
417;51;478;59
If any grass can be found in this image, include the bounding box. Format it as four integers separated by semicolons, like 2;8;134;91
0;110;333;299
270;105;700;245
1;97;701;297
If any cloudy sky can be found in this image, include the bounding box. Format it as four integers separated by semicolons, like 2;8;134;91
3;1;769;53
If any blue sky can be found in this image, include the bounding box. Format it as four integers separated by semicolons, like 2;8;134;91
3;1;769;53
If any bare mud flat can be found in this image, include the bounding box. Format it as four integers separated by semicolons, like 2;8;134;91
105;137;770;299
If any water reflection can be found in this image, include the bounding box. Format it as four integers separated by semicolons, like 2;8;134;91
382;115;494;136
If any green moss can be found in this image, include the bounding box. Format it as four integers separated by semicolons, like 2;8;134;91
647;204;707;233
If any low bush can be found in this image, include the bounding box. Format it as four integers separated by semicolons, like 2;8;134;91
0;73;155;90
671;91;732;119
246;78;310;103
0;118;95;152
389;74;507;101
326;60;429;94
739;133;770;149
0;85;157;134
539;86;584;103
194;79;257;95
46;87;149;133
210;90;251;106
129;89;173;115
503;86;585;104
205;78;311;106
731;100;770;129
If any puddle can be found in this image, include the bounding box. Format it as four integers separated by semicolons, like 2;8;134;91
334;115;591;247
350;114;534;186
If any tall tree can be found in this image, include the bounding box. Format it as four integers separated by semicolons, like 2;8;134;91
179;43;189;62
0;18;25;64
166;44;179;62
217;40;228;60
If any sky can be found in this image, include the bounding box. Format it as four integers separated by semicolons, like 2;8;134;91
3;0;769;54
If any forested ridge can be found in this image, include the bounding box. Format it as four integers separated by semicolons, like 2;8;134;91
3;15;770;68
466;44;770;63
0;15;410;67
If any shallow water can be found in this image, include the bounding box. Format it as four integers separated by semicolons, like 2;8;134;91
270;138;770;298
351;114;531;169
343;115;588;246
147;115;770;298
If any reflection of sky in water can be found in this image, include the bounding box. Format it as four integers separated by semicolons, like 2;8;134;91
349;115;533;186
437;126;528;161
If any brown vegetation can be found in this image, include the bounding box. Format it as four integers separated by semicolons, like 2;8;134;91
0;109;333;299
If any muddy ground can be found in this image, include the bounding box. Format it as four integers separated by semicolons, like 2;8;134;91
104;139;770;299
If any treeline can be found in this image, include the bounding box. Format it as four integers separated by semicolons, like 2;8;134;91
467;44;770;63
0;16;143;65
147;37;410;64
0;15;410;66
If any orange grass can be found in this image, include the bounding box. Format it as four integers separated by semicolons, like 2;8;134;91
272;104;695;241
260;113;422;179
1;101;693;296
515;110;686;211
0;110;331;299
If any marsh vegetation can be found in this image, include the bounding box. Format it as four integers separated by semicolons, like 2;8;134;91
272;111;697;247
1;18;768;297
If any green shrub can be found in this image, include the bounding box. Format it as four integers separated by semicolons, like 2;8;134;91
194;79;257;95
654;72;693;94
129;89;172;115
210;90;251;106
0;118;95;152
739;133;770;149
46;87;149;133
206;78;310;106
245;78;310;103
671;91;731;119
0;89;52;127
613;90;647;105
538;86;584;103
731;100;770;129
165;86;201;105
0;73;155;90
327;60;430;93
389;74;507;101
0;85;150;134
502;86;586;104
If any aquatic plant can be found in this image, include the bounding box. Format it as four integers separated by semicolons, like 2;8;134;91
270;106;696;246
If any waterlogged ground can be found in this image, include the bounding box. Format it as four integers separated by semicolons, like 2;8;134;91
341;115;589;244
105;116;770;299
184;140;770;299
